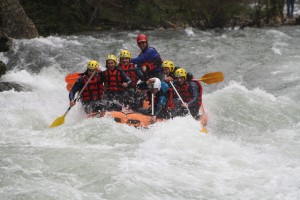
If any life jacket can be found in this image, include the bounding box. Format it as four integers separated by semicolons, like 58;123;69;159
176;79;202;107
147;88;175;110
140;47;163;73
118;63;138;87
103;68;124;92
166;88;175;110
81;74;104;102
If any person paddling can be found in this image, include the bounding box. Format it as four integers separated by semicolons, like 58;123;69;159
173;68;208;126
131;34;163;80
69;60;105;114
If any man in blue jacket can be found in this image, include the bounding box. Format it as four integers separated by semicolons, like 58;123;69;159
131;34;163;80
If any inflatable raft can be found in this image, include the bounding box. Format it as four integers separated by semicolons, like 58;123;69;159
87;100;165;128
57;71;224;131
106;111;165;128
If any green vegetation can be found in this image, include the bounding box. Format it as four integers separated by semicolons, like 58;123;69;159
19;0;286;36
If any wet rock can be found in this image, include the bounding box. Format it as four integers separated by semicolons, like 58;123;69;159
0;82;31;92
0;35;12;52
0;60;7;78
295;16;300;25
0;0;39;39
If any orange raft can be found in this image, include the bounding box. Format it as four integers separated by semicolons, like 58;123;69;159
106;111;165;128
88;110;165;128
88;100;165;128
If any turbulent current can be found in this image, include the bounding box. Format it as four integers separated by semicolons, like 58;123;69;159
1;26;300;200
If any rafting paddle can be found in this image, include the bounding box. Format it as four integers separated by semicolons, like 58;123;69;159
199;71;223;84
49;71;97;128
170;81;208;133
168;71;224;133
65;72;81;83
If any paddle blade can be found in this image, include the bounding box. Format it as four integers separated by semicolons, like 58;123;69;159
200;126;208;134
65;73;80;84
66;83;73;91
199;72;224;84
49;114;66;128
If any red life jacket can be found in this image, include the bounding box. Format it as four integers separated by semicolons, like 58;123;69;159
81;74;104;102
142;61;157;73
147;88;175;110
118;63;138;87
176;79;203;106
166;88;175;110
139;47;162;72
103;68;124;92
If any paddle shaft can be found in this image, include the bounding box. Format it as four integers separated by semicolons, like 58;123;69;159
169;81;191;115
66;71;97;115
74;71;97;102
170;80;208;133
50;71;97;128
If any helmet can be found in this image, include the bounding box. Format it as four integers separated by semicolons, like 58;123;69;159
162;60;175;72
150;78;161;91
106;54;117;64
119;50;131;59
87;60;99;70
137;34;147;43
174;68;187;80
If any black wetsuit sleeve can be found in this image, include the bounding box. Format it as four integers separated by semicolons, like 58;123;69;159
69;77;84;101
135;67;144;80
187;81;199;107
97;71;105;81
120;70;131;84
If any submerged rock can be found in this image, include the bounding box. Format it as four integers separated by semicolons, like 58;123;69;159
0;35;12;52
0;82;31;92
0;61;7;78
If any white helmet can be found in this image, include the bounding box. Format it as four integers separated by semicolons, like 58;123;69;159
151;78;161;91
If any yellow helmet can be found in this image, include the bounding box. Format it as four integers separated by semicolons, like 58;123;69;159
174;68;187;80
106;54;118;64
119;50;131;59
87;60;99;70
162;60;175;72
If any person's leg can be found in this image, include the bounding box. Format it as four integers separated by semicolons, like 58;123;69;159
287;0;291;17
291;0;295;17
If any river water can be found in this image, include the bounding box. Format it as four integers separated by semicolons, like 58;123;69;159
1;26;300;200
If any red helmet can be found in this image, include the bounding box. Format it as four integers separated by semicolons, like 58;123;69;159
137;34;147;43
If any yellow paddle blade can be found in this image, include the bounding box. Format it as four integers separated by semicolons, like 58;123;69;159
49;113;66;128
199;72;224;84
200;125;208;134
